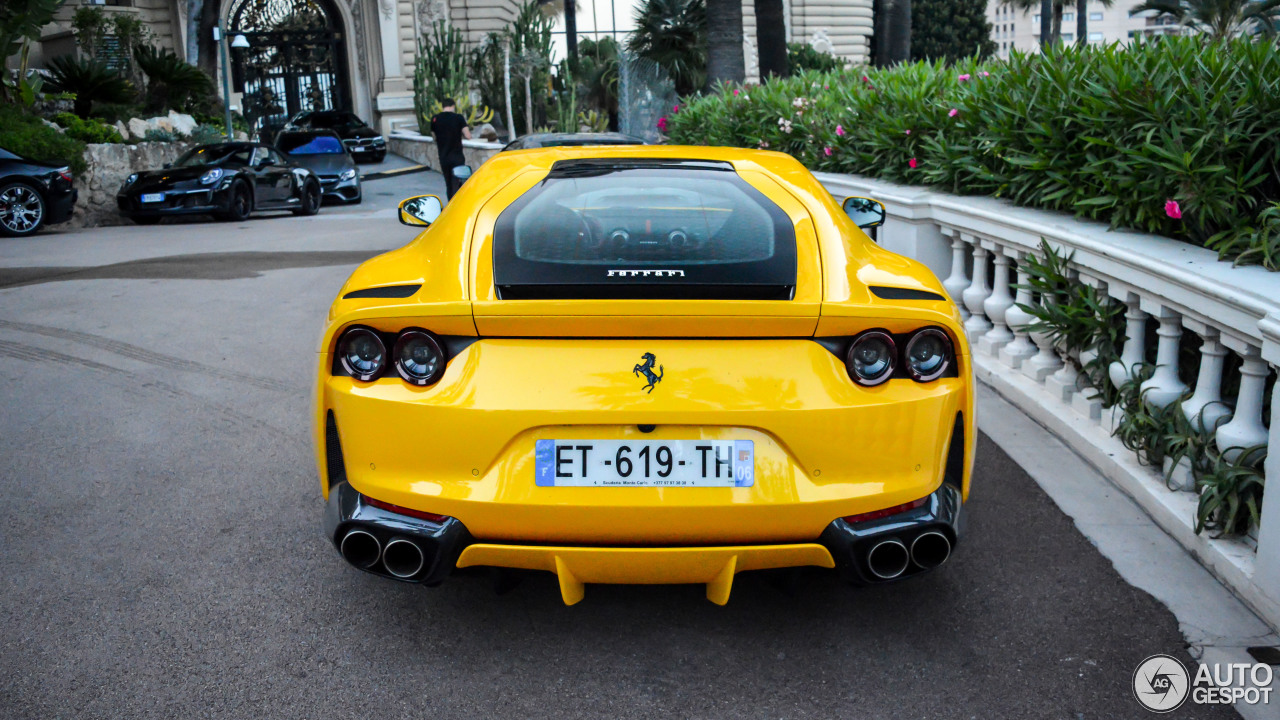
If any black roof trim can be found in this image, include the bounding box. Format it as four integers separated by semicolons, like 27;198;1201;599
869;286;947;302
547;158;734;178
343;284;421;299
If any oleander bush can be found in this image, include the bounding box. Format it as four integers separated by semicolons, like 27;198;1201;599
666;37;1280;269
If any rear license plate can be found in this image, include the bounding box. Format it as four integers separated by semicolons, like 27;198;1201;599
535;439;754;487
141;193;164;203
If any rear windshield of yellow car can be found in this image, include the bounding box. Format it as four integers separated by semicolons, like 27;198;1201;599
492;159;797;300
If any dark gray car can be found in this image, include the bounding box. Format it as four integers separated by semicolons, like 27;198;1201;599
275;130;361;204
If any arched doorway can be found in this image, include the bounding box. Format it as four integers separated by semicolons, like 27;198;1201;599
227;0;352;139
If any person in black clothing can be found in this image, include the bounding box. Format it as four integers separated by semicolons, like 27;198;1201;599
429;99;471;199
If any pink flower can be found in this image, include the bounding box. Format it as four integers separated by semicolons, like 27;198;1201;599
980;71;990;77
948;108;958;117
958;74;971;81
905;129;911;135
733;89;740;96
862;75;870;83
1165;199;1182;219
909;158;918;169
672;105;680;113
656;116;668;132
824;146;833;156
824;84;830;89
836;124;845;136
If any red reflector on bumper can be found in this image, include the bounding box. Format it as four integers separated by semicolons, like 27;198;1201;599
364;496;451;523
842;498;927;525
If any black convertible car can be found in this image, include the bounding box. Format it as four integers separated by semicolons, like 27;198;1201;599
117;142;321;224
284;110;386;162
0;147;78;237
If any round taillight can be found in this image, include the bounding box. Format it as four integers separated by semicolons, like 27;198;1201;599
393;329;445;386
337;327;386;382
905;328;952;382
847;330;896;386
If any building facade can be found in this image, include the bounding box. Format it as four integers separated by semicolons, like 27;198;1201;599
27;0;872;134
987;0;1181;57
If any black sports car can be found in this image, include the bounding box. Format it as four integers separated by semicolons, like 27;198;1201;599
275;130;361;204
500;132;644;152
284;110;386;163
117;142;322;224
0;147;78;237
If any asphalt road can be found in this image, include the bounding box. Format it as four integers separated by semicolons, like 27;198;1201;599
0;162;1239;719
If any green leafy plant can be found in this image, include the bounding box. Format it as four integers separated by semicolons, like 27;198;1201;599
187;124;226;144
0;104;87;173
627;0;707;96
787;42;843;73
44;55;135;118
667;38;1280;269
415;20;496;131
0;0;63;105
53;111;124;143
1207;202;1280;270
1129;0;1280;38
911;0;996;62
142;128;177;142
133;44;216;115
1195;445;1266;537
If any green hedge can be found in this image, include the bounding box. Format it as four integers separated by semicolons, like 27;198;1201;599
0;106;87;175
667;38;1280;269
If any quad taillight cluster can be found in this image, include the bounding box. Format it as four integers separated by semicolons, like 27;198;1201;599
846;327;953;386
336;326;445;386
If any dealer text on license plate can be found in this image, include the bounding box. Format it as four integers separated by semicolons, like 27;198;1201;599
141;193;164;203
535;439;754;487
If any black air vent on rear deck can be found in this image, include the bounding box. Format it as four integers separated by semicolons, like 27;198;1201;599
869;286;946;302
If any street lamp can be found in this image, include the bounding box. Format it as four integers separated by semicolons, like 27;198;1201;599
214;27;250;140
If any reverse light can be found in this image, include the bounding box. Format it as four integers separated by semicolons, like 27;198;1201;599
337;326;387;381
199;168;224;185
364;496;450;523
843;498;927;525
846;330;896;386
392;329;445;386
905;327;953;382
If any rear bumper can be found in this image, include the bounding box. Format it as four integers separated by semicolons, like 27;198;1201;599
47;188;77;225
324;480;962;604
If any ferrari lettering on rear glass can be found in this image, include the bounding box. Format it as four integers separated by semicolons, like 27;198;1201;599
606;269;686;277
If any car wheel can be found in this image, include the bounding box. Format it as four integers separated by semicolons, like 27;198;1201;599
132;216;161;226
217;183;252;222
294;181;321;216
0;181;46;237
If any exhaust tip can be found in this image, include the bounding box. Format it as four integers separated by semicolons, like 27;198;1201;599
866;539;910;580
340;528;381;569
910;531;952;570
382;538;426;579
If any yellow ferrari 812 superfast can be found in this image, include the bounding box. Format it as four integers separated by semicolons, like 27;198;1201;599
316;146;973;605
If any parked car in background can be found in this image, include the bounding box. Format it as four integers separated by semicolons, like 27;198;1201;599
116;142;322;224
276;130;361;204
0;147;77;238
500;132;644;152
285;110;387;163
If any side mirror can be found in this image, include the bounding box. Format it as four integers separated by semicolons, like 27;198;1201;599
399;194;443;227
843;196;886;229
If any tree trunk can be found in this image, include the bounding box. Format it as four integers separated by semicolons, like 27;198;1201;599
1051;0;1063;43
504;41;516;140
564;0;578;67
754;0;788;79
704;0;745;89
186;0;202;64
524;74;534;135
887;0;911;63
1076;0;1087;44
197;0;220;80
1039;0;1052;45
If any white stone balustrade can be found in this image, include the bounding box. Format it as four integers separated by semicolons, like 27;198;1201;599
817;171;1280;629
1140;306;1189;409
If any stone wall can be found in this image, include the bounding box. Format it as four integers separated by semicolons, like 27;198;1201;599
387;131;504;175
68;142;192;229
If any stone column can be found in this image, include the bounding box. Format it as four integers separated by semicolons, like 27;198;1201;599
999;250;1038;370
1215;345;1270;462
1140;306;1188;409
962;243;992;338
942;233;970;321
978;247;1015;356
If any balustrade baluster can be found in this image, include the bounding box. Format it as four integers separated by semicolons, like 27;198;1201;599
999;250;1038;370
1108;294;1148;390
1140;307;1188;409
1180;324;1231;433
962;243;992;338
941;232;970;321
978;248;1015;356
1216;346;1270;462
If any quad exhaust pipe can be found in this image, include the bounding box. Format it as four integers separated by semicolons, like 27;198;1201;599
340;529;381;569
866;539;910;579
910;531;951;570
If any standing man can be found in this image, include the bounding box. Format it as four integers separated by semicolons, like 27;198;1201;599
430;99;471;199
